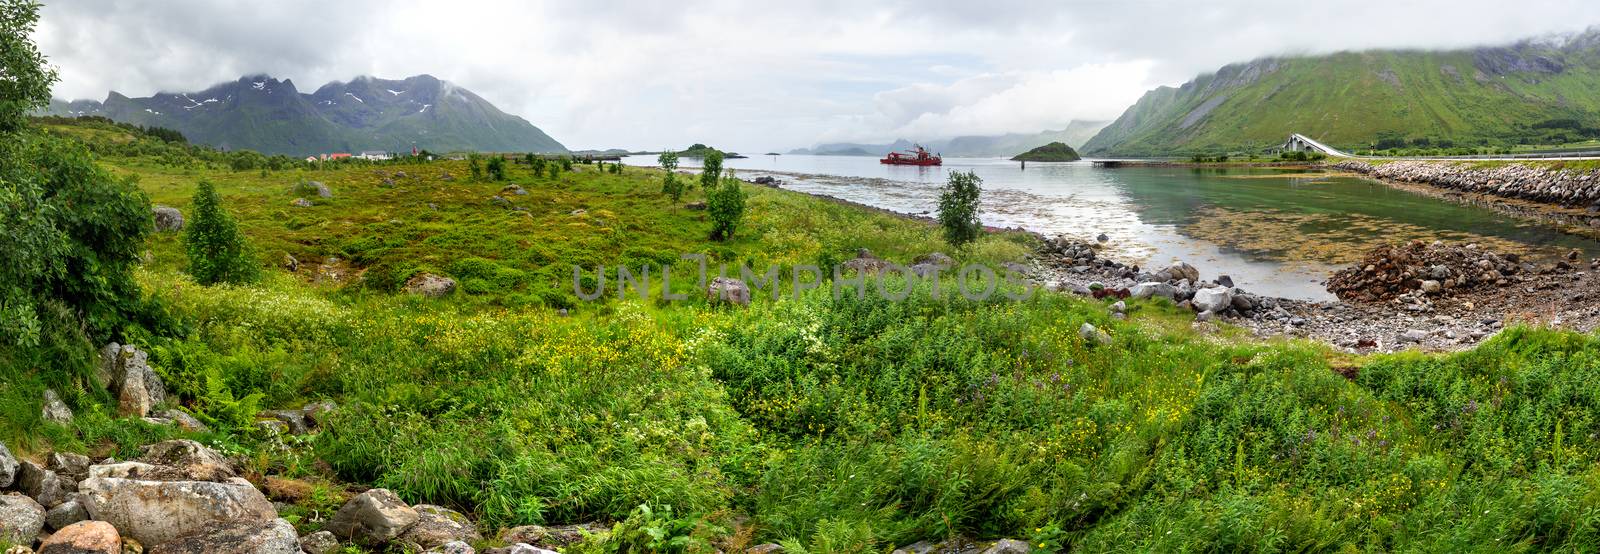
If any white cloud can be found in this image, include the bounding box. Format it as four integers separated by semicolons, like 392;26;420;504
30;0;1600;152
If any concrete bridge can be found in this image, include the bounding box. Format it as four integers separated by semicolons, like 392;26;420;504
1281;133;1349;157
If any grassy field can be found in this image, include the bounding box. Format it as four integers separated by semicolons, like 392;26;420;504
7;122;1600;552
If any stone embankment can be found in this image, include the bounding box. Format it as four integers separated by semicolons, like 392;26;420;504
1335;160;1600;216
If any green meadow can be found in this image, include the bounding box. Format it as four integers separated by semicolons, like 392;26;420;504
6;120;1600;553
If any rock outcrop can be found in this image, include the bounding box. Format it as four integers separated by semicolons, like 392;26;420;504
403;274;457;297
79;475;277;546
146;518;299;554
98;344;167;418
0;494;45;545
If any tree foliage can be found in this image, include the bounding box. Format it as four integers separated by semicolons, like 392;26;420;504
1;0;153;350
706;172;746;241
700;150;723;192
184;180;260;285
658;150;682;201
937;170;983;248
0;0;54;134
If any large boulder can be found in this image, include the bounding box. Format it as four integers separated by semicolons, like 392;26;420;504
84;462;187;482
397;505;481;550
137;441;236;482
1191;287;1233;314
981;539;1031;554
157;410;209;433
841;249;890;275
37;520;119;554
147;518;299;554
152;206;184;232
1128;282;1177;300
257;411;309;435
41;390;73;425
0;443;16;488
706;277;750;306
324;489;418;546
79;476;277;546
0;494;45;545
403;274;457;297
98;344;167;418
18;462;70;508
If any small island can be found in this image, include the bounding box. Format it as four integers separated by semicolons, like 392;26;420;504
679;143;749;159
1011;141;1082;162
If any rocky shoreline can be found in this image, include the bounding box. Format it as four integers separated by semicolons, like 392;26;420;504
1027;234;1600;353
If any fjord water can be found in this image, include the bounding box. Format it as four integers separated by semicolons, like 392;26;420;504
624;154;1598;299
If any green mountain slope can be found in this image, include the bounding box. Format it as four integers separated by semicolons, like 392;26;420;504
1083;30;1600;156
44;74;567;156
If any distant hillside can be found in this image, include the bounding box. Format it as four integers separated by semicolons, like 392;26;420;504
43;74;567;156
1011;142;1081;162
791;121;1108;157
1082;29;1600;156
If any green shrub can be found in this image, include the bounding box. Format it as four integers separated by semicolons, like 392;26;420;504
700;150;722;192
706;174;746;241
184;180;260;285
936;170;982;248
486;156;506;181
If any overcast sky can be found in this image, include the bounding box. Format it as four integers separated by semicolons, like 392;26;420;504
33;1;1600;152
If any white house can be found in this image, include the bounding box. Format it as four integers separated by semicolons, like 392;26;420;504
357;151;392;161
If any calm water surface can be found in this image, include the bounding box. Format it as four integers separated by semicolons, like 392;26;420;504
623;154;1598;300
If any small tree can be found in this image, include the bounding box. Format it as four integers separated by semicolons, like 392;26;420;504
658;150;682;200
937;170;983;248
467;153;483;181
706;171;746;240
560;157;573;171
486;156;506;180
699;150;723;192
609;161;622;175
547;163;560;180
185;180;259;285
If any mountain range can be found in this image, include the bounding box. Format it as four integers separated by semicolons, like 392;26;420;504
43;74;567;156
1082;29;1600;156
790;120;1108;157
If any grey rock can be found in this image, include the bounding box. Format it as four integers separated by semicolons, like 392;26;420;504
258;411;309;435
1128;282;1176;300
747;544;785;554
0;494;45;545
1096;233;1109;242
1420;280;1442;294
1401;329;1429;343
46;453;91;482
325;488;419;546
148;518;300;554
1108;300;1126;314
300;400;338;428
1079;323;1111;346
298;530;338;554
1195;310;1216;322
981;539;1031;554
152;206;184;232
290;198;313;208
159;410;210;433
1191;287;1233;314
428;541;475;554
79;476;277;546
304;181;332;198
101;344;166;418
1215;274;1234;288
707;277;750;306
19;462;69;508
404;273;457;297
0;443;17;488
138;440;236;482
44;496;88;531
503;545;559;554
42;390;73;425
397;504;481;550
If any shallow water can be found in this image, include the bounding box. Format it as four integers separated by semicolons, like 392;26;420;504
623;154;1600;300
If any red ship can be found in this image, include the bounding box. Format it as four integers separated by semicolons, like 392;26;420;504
880;145;942;166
